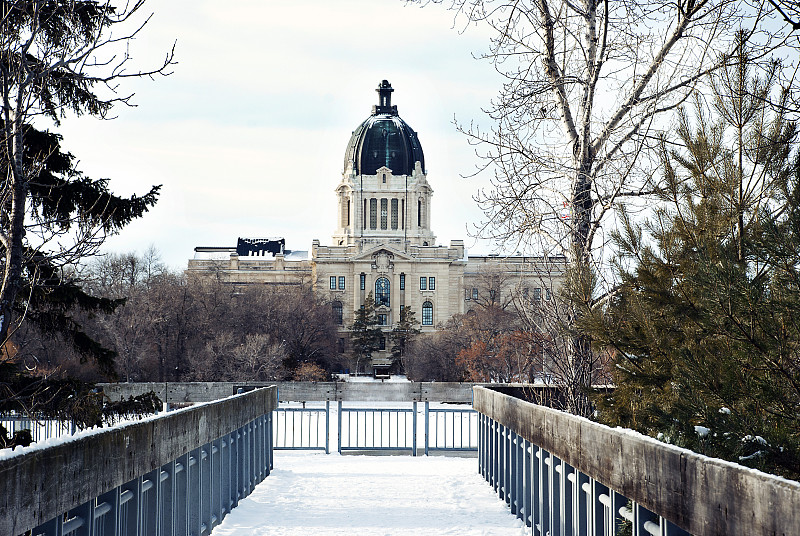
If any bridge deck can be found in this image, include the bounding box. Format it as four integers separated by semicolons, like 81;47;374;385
212;452;527;536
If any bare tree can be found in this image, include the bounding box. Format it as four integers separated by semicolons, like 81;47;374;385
466;265;516;310
510;262;613;413
411;0;794;414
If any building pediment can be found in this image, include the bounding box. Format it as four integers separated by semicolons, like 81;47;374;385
351;244;415;263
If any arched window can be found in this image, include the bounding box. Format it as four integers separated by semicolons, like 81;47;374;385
332;301;343;325
422;300;433;325
375;277;390;307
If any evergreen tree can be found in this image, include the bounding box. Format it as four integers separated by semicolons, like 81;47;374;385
0;1;171;351
349;293;382;374
0;2;171;419
582;43;800;478
390;306;420;368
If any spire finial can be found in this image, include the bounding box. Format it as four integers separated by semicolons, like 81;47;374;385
373;80;398;115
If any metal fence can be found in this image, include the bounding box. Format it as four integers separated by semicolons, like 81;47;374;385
0;414;76;443
0;387;279;536
31;413;273;536
274;402;330;453
337;402;419;455
478;414;690;536
424;402;478;455
271;401;477;456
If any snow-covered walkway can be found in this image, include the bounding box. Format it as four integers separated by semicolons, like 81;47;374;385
212;452;528;536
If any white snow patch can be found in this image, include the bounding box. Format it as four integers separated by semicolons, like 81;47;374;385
694;426;710;438
212;452;528;536
335;374;412;383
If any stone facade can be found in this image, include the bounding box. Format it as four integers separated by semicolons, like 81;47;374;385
187;81;564;374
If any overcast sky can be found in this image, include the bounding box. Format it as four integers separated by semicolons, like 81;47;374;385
57;0;506;269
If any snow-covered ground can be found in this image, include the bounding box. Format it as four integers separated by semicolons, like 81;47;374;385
212;451;528;536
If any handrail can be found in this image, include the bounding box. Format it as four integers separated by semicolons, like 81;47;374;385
473;386;800;536
0;386;277;536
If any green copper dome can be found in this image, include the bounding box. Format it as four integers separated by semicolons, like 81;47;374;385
343;80;425;176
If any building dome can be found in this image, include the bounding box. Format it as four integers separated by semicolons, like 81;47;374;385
343;80;425;176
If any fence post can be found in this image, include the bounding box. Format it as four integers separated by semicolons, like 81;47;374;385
412;401;418;456
478;413;484;476
337;401;343;454
424;401;430;456
325;401;330;454
523;440;532;528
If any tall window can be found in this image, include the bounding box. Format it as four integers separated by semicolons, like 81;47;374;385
419;277;427;290
332;301;343;325
400;273;405;290
428;277;435;290
346;198;350;226
370;198;378;229
375;277;390;307
360;273;366;290
422;301;433;325
380;198;388;229
401;199;405;229
534;287;542;301
330;276;336;290
472;288;478;300
418;199;423;227
338;276;346;290
379;336;386;350
391;199;398;229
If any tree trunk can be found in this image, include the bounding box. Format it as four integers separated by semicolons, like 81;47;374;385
0;124;28;344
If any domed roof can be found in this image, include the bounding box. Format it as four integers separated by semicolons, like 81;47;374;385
344;80;425;176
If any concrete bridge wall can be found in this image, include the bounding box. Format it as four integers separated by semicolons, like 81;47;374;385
0;386;277;536
99;381;485;403
473;386;800;536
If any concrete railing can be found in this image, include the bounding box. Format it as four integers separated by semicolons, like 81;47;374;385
99;381;587;405
473;386;800;536
0;386;278;536
100;381;480;403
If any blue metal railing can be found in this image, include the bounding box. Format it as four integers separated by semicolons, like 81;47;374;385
337;402;419;455
274;401;478;456
477;413;690;536
3;387;279;536
32;413;273;536
274;402;330;453
424;402;478;455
